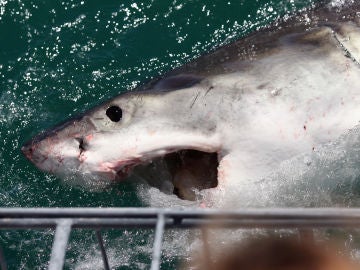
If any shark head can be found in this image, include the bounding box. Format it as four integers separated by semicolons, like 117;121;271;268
22;75;222;197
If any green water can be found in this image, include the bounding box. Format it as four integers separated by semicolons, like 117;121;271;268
0;0;319;269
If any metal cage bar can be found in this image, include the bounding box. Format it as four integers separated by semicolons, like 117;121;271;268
48;219;72;270
1;207;360;269
96;230;110;270
150;213;165;270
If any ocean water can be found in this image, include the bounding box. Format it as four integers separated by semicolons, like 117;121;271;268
3;0;360;269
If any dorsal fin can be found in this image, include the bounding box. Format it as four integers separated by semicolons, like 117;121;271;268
154;74;203;91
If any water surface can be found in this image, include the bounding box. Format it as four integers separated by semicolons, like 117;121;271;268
4;0;356;269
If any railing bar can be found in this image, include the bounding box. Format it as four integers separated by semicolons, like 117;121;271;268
1;208;360;269
48;219;72;270
0;246;7;270
2;218;360;229
96;230;110;270
150;213;165;270
3;207;360;219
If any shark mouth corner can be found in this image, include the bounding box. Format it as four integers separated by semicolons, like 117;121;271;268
113;149;219;201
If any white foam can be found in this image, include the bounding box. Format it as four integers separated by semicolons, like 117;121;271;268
329;0;354;8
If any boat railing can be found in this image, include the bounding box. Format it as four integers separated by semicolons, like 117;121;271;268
1;207;360;270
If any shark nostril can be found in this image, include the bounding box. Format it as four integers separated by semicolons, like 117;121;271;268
22;145;31;152
76;138;86;153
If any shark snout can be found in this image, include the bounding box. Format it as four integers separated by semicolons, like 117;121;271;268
21;140;35;161
21;138;47;165
21;141;45;166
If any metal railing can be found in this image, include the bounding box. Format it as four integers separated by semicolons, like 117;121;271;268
1;207;360;270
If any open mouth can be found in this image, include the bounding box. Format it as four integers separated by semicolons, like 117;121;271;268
114;150;219;201
24;137;220;201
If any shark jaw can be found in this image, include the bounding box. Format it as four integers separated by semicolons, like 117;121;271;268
115;149;219;201
22;124;221;201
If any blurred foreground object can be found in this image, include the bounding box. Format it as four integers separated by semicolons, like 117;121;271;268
187;237;359;270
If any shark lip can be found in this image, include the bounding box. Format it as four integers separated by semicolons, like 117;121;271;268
116;164;136;180
100;158;143;180
115;161;141;180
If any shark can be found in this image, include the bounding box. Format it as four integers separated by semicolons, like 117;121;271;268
22;2;360;202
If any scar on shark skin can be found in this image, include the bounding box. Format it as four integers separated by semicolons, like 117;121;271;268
190;92;201;109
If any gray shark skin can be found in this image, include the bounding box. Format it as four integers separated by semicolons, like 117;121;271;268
22;2;360;203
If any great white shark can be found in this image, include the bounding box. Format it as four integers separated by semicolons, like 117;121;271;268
22;1;360;202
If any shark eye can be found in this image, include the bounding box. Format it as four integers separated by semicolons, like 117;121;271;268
106;106;122;122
